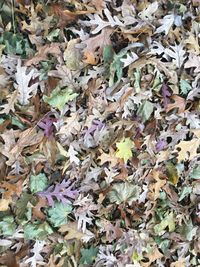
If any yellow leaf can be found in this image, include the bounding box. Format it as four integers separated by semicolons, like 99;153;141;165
59;222;85;240
166;162;179;185
116;137;134;163
56;141;68;158
0;198;11;211
170;258;186;267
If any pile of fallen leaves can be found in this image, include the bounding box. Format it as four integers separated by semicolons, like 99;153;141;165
0;0;200;266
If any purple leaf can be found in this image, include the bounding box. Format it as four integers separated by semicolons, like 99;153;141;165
37;114;57;138
155;139;167;152
38;180;78;207
161;82;172;108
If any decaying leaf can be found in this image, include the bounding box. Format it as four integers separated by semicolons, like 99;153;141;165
174;139;200;163
1;1;200;265
14;59;39;105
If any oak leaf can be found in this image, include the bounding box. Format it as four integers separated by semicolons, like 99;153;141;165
14;60;39;105
174;139;200;163
81;28;113;65
166;95;186;113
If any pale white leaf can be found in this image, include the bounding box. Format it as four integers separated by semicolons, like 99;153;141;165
165;43;186;68
155;14;175;35
14;59;39;105
139;2;158;21
25;240;46;267
120;51;138;67
67;144;80;165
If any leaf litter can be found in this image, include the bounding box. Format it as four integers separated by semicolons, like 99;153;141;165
0;0;200;266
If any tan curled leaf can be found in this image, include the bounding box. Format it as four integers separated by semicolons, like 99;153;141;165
82;28;113;65
174;139;200;163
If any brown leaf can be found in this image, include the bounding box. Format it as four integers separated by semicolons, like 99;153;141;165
0;251;19;267
82;28;113;65
26;43;62;66
32;196;47;220
51;4;92;27
7;127;44;166
1;180;23;199
148;170;166;201
142;247;163;267
166;95;186;113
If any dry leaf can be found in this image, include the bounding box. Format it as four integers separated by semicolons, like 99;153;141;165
148;170;166;200
0;198;12;211
59;222;85;240
32;196;47;220
26;43;62;66
174;139;200;163
81;28;113;65
166;95;186;113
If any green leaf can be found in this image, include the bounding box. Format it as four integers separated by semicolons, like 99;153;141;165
116;137;134;163
43;87;78;111
155;237;171;254
16;193;34;220
137;100;154;123
48;202;72;227
0;32;33;58
80;247;98;264
109;53;124;86
189;165;200;179
30;173;48;193
179;220;197;241
0;216;16;236
179;186;192;201
108;182;141;205
46;29;60;42
103;45;114;64
24;221;53;240
180;79;192;94
154;212;175;235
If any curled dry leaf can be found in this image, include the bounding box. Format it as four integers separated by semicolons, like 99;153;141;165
81;28;113;65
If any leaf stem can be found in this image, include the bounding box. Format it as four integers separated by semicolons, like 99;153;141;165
11;0;16;34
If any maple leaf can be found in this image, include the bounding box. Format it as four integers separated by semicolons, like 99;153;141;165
30;173;48;193
43;87;78;111
116;137;134;163
63;39;82;70
47;202;72;227
38;180;78;207
14;59;39;105
108;182;141;205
